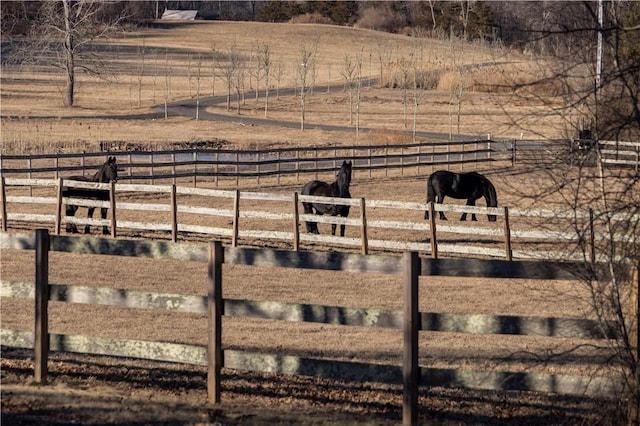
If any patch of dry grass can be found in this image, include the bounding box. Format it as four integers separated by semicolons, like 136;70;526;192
0;21;578;153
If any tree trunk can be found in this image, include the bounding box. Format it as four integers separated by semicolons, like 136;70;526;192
63;0;75;107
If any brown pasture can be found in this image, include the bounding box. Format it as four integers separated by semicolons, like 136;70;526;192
0;21;621;425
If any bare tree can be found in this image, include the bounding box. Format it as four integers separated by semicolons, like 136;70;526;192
274;61;285;100
340;54;358;126
497;2;640;422
298;47;313;131
258;43;272;118
410;36;426;142
7;1;125;107
195;54;202;121
375;41;392;88
216;44;241;112
163;50;171;120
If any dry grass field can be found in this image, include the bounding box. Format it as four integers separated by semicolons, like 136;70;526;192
1;20;572;152
0;21;624;425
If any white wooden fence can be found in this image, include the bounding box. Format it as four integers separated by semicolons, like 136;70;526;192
1;177;637;262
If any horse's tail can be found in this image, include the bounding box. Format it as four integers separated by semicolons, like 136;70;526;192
484;178;498;221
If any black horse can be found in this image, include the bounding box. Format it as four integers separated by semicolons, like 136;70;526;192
301;160;352;236
62;156;119;234
424;170;497;221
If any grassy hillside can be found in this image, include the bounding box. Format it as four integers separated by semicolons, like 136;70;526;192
1;21;572;153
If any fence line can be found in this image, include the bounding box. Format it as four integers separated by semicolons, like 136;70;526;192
0;140;506;187
2;177;638;262
3;140;637;190
0;231;631;425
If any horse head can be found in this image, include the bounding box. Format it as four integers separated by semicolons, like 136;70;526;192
98;156;119;183
336;160;352;193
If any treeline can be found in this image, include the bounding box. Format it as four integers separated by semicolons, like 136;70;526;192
3;1;639;56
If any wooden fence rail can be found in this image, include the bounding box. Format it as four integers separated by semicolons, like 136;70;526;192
0;140;505;187
0;231;629;425
2;178;638;262
2;140;637;188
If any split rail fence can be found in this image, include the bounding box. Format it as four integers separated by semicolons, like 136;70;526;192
1;177;637;262
0;140;502;188
0;230;631;425
1;139;637;190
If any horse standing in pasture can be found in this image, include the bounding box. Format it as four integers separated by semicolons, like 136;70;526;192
301;160;352;236
62;156;119;234
424;170;498;221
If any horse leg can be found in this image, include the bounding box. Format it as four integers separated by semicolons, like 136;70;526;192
309;212;320;234
303;203;320;234
437;196;448;220
100;207;109;235
85;207;95;234
65;205;79;233
461;199;477;221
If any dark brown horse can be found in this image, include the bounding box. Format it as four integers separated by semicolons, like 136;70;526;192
301;160;352;236
62;156;119;234
424;170;497;221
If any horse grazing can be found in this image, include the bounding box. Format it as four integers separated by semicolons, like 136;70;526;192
301;160;352;236
62;156;119;234
424;170;497;221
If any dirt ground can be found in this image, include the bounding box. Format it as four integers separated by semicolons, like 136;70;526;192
0;347;621;426
1;167;626;425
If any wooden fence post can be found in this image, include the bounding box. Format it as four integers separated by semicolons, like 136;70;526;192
171;152;177;186
429;202;438;259
28;157;33;197
487;136;491;165
503;206;512;261
385;146;388;177
110;181;117;239
277;151;281;185
232;190;240;247
403;251;420;426
292;192;300;251
235;152;239;187
296;148;300;184
0;176;7;232
34;228;50;384
149;152;154;185
360;198;368;255
55;178;64;235
128;153;133;184
207;240;224;404
256;150;260;185
193;150;198;188
215;151;219;187
171;184;178;242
